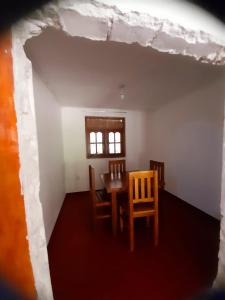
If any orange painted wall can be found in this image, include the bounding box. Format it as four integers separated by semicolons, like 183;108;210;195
0;33;36;298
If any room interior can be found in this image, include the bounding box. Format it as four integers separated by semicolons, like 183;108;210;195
25;26;225;238
22;24;225;298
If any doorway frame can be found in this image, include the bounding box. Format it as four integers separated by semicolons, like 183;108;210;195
12;1;225;297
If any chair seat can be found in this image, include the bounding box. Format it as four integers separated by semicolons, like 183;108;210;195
133;203;156;217
89;165;112;225
120;201;155;216
96;189;111;206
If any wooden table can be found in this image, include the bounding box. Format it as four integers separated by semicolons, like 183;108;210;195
101;172;128;236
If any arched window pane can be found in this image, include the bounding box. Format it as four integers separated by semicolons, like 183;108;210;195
90;132;96;143
115;132;121;142
97;143;103;154
115;143;121;153
90;144;96;154
109;132;114;143
109;143;115;154
97;132;102;143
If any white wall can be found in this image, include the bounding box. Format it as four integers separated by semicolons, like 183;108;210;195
62;107;149;192
148;79;225;219
33;70;65;242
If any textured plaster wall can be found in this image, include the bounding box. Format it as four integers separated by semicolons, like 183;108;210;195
216;107;225;286
12;29;54;300
12;0;225;298
101;0;225;42
0;33;36;299
58;0;225;64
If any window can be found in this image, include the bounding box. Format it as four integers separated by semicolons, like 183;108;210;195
85;116;125;158
90;132;103;154
108;132;121;154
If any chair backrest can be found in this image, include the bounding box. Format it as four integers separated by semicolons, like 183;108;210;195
128;171;158;210
89;165;97;210
108;159;126;174
150;160;165;189
89;165;96;194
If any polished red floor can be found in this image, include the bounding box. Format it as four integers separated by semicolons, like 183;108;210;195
48;191;220;300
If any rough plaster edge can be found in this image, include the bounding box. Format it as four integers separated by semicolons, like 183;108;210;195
12;27;54;300
12;0;225;298
57;0;225;65
215;111;225;288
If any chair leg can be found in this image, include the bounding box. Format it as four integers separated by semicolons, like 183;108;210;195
146;216;150;227
129;217;134;252
154;213;159;246
119;206;124;232
92;205;97;230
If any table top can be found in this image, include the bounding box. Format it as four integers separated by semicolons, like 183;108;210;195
100;172;128;193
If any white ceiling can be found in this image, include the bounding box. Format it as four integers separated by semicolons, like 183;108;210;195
25;27;225;111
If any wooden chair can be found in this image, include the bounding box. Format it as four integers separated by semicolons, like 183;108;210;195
120;170;159;252
108;159;126;174
89;165;111;227
150;160;165;190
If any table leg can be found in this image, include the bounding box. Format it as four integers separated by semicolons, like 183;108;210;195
112;191;117;236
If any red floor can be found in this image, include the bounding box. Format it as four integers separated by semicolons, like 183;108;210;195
48;191;220;300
